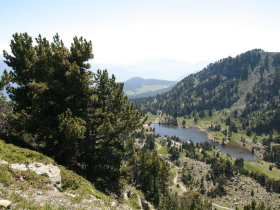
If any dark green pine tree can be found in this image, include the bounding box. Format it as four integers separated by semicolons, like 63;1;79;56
84;70;146;190
125;138;139;185
2;33;146;192
0;73;11;136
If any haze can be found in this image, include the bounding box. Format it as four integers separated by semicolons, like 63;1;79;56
1;0;280;81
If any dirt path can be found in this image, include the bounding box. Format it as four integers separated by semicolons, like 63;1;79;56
170;158;232;209
173;171;187;192
160;154;233;209
173;172;178;184
155;142;161;151
212;203;234;210
179;182;186;192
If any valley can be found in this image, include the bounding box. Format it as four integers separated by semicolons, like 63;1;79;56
149;122;280;209
1;0;280;209
128;49;280;208
123;77;177;99
1;42;279;209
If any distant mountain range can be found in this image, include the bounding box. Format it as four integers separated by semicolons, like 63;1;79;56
123;77;176;99
89;58;212;82
0;55;211;99
1;55;211;82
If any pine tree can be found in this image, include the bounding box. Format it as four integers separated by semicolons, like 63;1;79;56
125;138;138;185
2;33;146;192
158;159;170;197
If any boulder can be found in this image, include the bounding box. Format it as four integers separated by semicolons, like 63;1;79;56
124;193;128;200
140;197;151;210
124;187;132;200
137;195;142;208
28;162;61;189
0;200;11;208
11;163;28;171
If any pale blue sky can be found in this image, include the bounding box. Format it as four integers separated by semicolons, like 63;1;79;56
1;0;280;65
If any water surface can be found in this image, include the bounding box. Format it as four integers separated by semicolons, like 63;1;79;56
152;124;258;161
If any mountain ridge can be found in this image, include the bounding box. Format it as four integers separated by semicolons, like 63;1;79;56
90;58;212;82
132;49;280;137
124;77;176;90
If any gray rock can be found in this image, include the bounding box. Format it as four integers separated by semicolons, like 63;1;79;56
124;187;132;200
28;162;61;188
124;193;128;200
140;198;151;210
137;195;142;208
0;200;11;208
0;159;8;165
11;163;28;171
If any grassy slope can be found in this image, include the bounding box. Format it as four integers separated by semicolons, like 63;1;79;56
157;145;169;155
0;139;145;210
125;85;172;96
244;161;280;180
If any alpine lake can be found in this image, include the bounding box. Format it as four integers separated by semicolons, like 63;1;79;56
151;124;258;161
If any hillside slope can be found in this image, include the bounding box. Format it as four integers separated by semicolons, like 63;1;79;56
0;139;145;210
133;49;280;136
124;77;176;98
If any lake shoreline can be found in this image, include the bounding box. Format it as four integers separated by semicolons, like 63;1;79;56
151;123;259;161
153;122;220;143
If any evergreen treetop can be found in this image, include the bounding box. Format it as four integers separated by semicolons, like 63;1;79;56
1;32;146;192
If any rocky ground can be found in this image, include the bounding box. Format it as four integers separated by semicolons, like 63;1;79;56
0;157;156;210
215;174;280;209
0;159;131;210
236;136;266;160
164;155;280;210
0;183;125;210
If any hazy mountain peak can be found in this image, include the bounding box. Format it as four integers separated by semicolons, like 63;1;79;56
90;58;212;82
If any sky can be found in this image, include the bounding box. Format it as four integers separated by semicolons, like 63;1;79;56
1;0;280;66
